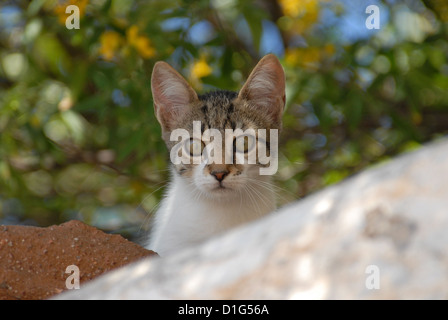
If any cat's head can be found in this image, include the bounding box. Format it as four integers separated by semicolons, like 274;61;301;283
151;54;285;200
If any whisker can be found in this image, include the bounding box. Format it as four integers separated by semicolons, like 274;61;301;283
243;177;296;204
244;184;262;217
137;180;169;232
245;182;269;211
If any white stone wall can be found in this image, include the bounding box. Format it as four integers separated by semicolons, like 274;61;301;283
56;138;448;299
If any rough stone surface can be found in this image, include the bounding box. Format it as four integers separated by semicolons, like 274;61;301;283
57;139;448;299
0;220;156;300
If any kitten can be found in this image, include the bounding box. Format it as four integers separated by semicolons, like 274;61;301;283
147;54;285;256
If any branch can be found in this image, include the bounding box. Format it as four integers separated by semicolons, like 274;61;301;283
206;6;260;62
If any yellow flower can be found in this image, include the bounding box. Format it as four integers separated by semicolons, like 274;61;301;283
285;44;334;69
126;25;140;45
99;31;123;61
53;0;89;25
134;37;156;59
191;58;213;79
278;0;320;33
279;0;301;17
285;48;300;66
279;0;317;17
98;25;156;61
285;47;320;69
126;25;156;59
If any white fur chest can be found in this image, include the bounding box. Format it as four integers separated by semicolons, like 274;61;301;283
147;174;276;256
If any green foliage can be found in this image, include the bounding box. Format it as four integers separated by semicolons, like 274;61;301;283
0;0;447;237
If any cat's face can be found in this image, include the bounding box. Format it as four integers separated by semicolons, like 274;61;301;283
151;54;285;200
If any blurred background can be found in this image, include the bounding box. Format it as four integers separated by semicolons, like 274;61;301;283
0;0;447;241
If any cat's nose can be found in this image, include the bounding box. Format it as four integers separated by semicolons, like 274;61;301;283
211;170;229;182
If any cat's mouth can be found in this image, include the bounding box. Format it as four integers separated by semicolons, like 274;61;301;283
209;183;235;194
195;178;239;197
212;184;229;191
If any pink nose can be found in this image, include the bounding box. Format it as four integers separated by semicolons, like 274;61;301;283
211;170;228;182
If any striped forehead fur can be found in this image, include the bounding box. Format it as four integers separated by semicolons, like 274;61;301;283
195;90;276;133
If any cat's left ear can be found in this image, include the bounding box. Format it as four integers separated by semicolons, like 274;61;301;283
151;61;199;132
238;54;285;123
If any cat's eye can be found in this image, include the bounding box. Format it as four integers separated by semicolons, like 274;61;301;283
234;134;256;154
185;138;204;157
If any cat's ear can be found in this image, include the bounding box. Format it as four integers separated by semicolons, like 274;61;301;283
151;61;198;131
238;54;285;123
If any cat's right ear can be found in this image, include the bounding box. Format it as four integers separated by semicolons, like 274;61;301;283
238;54;285;124
151;61;198;131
